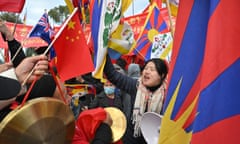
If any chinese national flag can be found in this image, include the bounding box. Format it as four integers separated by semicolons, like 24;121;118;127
0;0;25;13
53;8;94;81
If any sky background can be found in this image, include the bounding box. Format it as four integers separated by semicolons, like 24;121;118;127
21;0;149;26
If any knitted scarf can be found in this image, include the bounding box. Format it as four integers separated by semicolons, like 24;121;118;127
132;78;166;137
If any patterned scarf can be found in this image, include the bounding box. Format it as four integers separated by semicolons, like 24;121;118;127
132;78;166;137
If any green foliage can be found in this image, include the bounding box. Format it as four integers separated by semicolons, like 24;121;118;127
0;12;23;23
48;5;69;24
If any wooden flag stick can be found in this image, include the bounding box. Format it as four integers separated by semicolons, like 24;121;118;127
166;0;174;37
21;8;79;86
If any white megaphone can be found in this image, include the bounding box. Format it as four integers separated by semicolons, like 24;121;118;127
140;112;162;144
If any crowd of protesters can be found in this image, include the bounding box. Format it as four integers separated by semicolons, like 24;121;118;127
0;19;168;144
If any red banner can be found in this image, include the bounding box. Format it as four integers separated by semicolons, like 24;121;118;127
123;12;148;39
0;22;60;49
0;9;174;49
123;8;176;40
0;0;25;13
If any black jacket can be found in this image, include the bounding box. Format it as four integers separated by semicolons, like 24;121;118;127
91;123;113;144
89;91;123;111
8;39;26;67
103;55;147;144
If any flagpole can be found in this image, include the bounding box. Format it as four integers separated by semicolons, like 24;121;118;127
10;9;28;62
166;0;174;37
11;35;28;62
87;32;91;44
43;7;78;56
133;47;146;61
12;14;20;36
132;0;135;15
11;45;23;62
11;36;29;62
21;8;79;86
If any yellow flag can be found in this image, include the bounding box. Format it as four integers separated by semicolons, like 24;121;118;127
163;0;179;17
122;0;132;14
64;0;74;12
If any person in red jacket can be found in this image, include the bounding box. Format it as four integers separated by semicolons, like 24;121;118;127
72;107;124;144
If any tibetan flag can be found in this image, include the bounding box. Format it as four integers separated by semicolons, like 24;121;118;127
151;32;173;62
151;0;162;8
53;8;94;82
159;0;240;144
132;3;168;61
65;84;95;97
0;0;25;13
108;0;134;59
90;0;121;81
108;21;135;59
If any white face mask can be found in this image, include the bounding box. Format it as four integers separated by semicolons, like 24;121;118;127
104;86;115;95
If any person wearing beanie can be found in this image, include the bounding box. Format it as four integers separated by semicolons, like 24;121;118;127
127;63;141;79
72;107;113;144
104;54;168;144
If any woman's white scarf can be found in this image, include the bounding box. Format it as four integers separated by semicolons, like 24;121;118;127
132;78;166;137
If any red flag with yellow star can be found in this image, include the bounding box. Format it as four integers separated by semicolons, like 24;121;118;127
53;8;94;81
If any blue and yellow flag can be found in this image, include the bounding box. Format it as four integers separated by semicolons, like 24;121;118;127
108;21;135;59
159;0;240;143
90;0;122;81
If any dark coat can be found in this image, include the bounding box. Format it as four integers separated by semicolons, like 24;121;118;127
89;91;123;111
8;39;26;67
0;76;21;100
104;55;138;103
103;55;147;144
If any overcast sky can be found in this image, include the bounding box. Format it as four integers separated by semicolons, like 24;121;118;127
21;0;149;26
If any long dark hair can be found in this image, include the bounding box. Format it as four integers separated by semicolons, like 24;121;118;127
142;58;168;86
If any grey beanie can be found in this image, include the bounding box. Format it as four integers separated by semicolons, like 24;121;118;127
127;63;141;79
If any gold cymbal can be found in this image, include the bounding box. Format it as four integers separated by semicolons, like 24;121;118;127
0;97;75;144
104;107;127;142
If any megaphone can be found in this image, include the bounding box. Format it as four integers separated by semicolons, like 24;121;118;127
140;112;162;144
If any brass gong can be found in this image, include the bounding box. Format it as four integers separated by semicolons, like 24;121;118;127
0;97;75;144
104;107;127;142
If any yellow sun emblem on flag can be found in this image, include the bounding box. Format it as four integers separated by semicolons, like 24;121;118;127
159;78;199;144
147;28;159;43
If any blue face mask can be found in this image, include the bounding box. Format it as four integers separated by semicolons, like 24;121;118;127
104;86;115;95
